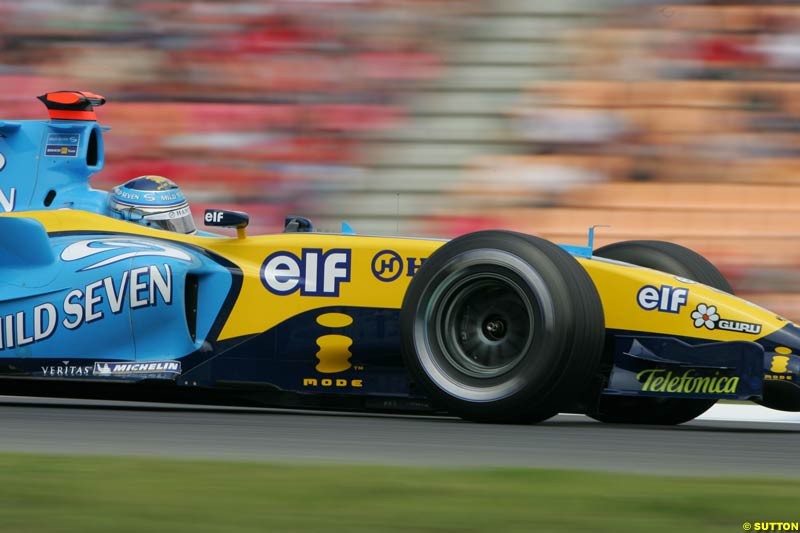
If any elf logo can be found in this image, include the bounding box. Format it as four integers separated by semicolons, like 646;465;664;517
261;249;351;297
205;211;224;223
637;285;689;314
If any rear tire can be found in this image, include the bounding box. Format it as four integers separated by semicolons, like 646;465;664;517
590;240;729;425
400;231;605;423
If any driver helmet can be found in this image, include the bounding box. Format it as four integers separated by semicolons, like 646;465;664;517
107;175;196;234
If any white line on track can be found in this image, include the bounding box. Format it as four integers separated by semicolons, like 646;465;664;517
1;395;797;424
699;403;800;423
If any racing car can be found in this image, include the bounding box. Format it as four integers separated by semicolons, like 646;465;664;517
0;91;797;425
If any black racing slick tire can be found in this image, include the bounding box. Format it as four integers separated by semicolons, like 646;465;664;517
400;231;605;424
590;240;731;425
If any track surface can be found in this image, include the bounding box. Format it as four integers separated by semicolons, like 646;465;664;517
0;397;796;477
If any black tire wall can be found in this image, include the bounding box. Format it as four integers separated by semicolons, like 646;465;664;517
400;231;605;423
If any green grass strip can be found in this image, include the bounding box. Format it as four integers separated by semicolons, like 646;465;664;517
0;453;795;532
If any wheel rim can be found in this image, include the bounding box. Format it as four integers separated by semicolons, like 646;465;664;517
413;249;552;402
435;273;534;379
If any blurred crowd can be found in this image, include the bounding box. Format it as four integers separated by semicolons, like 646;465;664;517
0;0;463;231
502;2;800;193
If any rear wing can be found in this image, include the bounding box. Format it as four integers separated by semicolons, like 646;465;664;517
0;91;109;214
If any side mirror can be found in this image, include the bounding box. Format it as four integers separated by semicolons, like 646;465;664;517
284;215;313;233
204;209;249;239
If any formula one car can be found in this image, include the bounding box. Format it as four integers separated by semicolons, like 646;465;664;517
0;91;797;425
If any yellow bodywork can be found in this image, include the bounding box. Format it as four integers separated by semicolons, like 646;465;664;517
9;210;788;344
578;257;786;341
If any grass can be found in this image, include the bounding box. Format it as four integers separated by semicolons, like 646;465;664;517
0;454;795;532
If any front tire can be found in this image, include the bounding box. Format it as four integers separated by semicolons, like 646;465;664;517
400;231;605;423
590;240;729;425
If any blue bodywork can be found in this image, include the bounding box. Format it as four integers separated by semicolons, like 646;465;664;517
0;222;233;380
0;118;107;214
0;103;238;387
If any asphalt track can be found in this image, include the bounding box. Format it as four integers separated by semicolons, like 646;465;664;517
0;396;797;477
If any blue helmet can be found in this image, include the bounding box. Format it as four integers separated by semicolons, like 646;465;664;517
107;176;196;234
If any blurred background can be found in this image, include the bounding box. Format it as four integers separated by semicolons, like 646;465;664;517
2;0;800;320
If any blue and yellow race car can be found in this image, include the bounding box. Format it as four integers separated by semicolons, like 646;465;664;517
0;91;797;424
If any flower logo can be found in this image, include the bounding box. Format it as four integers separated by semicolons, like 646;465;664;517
692;303;719;330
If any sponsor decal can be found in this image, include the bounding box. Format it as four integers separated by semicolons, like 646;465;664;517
770;355;790;374
41;360;93;377
44;133;80;157
0;303;58;349
306;312;359;385
261;248;350;296
147;206;190;221
370;250;427;282
636;368;739;394
770;348;795;378
0;148;11;208
0;187;15;212
637;285;688;313
372;250;403;282
315;334;352;373
205;211;224;223
691;303;762;335
316;312;353;328
94;360;181;376
315;312;354;373
113;188;182;204
765;374;793;381
302;378;363;388
0;264;173;351
61;239;193;271
406;257;426;277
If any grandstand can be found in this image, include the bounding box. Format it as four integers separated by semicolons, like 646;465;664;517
0;0;453;232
